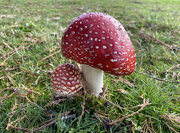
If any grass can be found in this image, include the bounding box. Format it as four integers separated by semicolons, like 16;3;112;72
0;0;180;132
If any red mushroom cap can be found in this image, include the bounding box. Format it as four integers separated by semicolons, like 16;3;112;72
61;12;136;76
51;63;82;95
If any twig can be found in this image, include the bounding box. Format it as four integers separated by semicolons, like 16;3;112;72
7;108;27;116
7;111;75;132
0;71;24;80
167;64;180;71
0;87;41;95
2;39;13;50
135;70;180;84
139;31;180;50
1;52;16;66
44;99;66;108
40;50;61;61
109;98;151;125
78;75;86;122
6;115;27;130
160;113;180;125
141;119;156;133
35;76;41;85
0;67;20;73
164;122;179;133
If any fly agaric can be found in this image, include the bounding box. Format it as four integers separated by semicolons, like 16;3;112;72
61;12;136;96
51;63;83;95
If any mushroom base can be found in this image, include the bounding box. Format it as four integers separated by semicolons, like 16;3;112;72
81;64;103;96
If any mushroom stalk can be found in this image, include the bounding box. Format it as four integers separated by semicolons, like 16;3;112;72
81;64;103;96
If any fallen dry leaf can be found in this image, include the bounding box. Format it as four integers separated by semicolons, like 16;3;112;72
118;77;135;88
0;15;16;19
52;17;60;21
114;88;129;94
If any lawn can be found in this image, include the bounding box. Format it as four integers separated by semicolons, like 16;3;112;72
0;0;180;132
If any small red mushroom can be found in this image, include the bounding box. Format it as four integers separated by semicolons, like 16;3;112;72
51;63;83;95
61;12;136;96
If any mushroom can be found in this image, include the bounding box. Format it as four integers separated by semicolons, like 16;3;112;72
51;63;83;95
61;12;136;96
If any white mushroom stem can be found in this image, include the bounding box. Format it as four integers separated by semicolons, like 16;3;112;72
81;64;103;96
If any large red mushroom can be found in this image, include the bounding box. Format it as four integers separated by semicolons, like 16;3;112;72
61;12;136;96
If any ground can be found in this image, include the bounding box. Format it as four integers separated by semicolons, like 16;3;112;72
0;0;180;132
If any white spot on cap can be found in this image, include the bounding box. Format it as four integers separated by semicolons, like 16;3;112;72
114;51;117;54
105;54;109;57
71;87;75;90
61;80;66;84
110;59;117;62
119;58;125;61
95;46;99;49
122;52;127;55
103;45;107;49
53;81;57;84
112;68;118;70
98;63;102;66
62;77;67;80
84;34;88;37
75;85;79;88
